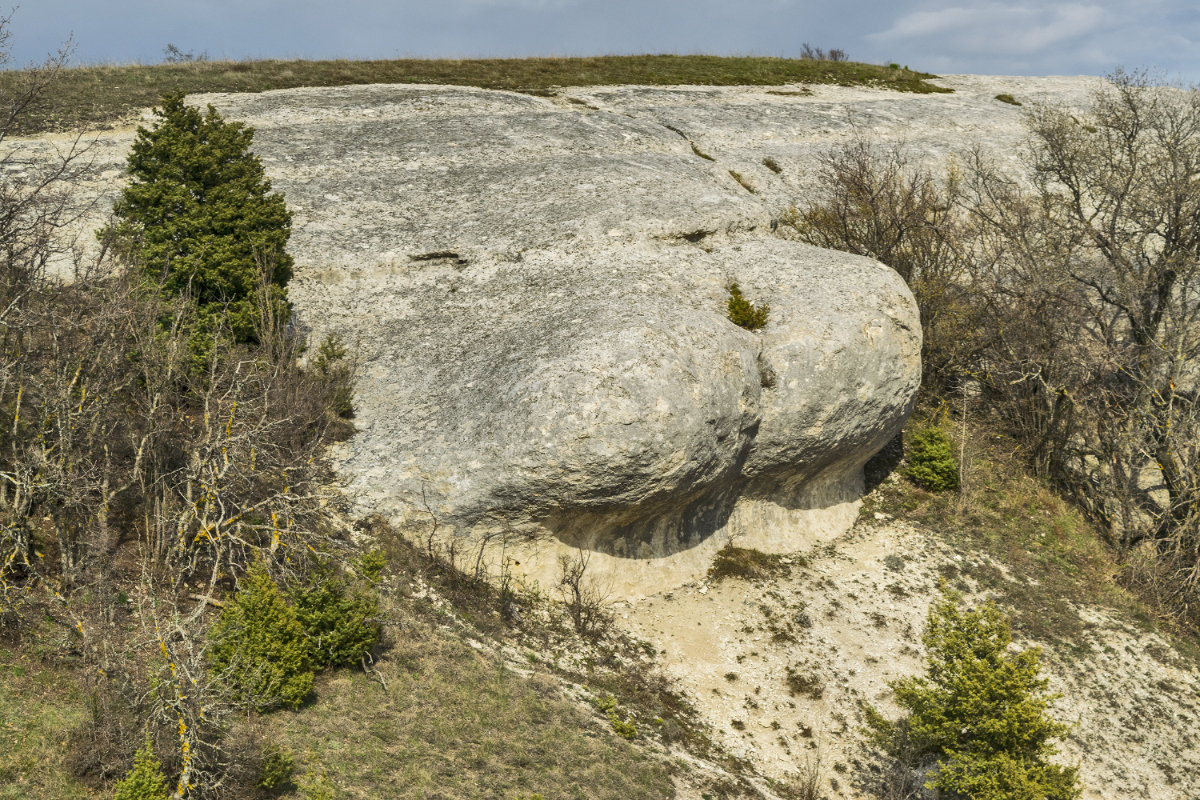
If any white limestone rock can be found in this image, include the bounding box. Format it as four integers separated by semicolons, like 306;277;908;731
36;77;1109;592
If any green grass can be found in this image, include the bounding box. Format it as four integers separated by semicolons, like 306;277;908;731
256;613;674;800
0;539;679;800
366;519;721;779
7;55;950;135
0;642;92;799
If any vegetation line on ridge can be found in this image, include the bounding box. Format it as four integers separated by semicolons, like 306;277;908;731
4;53;949;135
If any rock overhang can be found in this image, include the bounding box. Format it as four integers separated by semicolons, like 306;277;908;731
334;237;919;528
190;83;928;593
32;76;1104;594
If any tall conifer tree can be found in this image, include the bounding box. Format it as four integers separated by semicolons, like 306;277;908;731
106;92;292;343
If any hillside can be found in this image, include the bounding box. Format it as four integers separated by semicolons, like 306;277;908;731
2;55;947;135
3;58;1199;800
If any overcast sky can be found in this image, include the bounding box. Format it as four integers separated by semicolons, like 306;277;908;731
8;1;1200;80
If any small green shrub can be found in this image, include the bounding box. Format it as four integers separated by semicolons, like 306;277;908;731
593;694;637;739
762;156;783;174
995;93;1022;106
257;743;296;791
905;424;960;492
726;283;770;330
292;576;381;670
610;716;638;739
593;694;618;714
357;549;387;584
112;738;170;800
868;589;1081;800
311;333;355;418
209;564;314;710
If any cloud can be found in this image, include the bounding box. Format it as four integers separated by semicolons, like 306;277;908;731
869;3;1107;56
858;0;1200;77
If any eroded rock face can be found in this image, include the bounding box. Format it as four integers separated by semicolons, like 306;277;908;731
334;238;918;568
171;83;922;594
32;76;1105;595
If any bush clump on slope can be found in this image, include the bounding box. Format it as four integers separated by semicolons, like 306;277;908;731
905;423;960;492
292;573;381;670
208;565;315;711
111;739;170;800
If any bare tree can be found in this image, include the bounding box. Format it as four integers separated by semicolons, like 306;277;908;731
794;71;1200;627
799;43;848;62
1013;72;1200;614
0;21;361;796
782;137;980;390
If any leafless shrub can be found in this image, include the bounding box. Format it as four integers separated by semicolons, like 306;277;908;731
0;21;358;798
793;744;825;800
557;549;610;638
793;70;1200;631
964;73;1200;598
799;43;848;62
782;137;979;390
162;43;208;64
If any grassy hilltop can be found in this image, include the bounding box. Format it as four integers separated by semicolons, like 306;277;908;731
5;53;948;134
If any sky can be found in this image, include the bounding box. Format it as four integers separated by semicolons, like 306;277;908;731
7;1;1200;81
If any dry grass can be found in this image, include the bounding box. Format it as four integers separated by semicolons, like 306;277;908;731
367;521;722;777
865;414;1142;648
0;639;91;799
728;170;757;194
6;55;949;135
708;545;792;583
254;611;674;800
0;548;678;800
0;516;684;800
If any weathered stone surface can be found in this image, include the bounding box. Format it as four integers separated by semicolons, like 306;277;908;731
25;76;1103;594
173;83;924;593
331;238;917;557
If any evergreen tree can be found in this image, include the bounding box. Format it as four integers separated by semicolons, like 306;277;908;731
292;576;381;670
208;564;314;710
105;92;292;343
878;589;1080;800
905;424;960;492
112;738;170;800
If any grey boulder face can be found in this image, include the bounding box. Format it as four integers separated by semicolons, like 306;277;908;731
187;83;924;595
342;240;918;566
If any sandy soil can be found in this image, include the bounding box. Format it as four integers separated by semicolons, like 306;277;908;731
615;492;1200;799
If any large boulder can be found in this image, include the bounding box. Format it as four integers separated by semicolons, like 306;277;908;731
177;83;921;594
47;78;1128;593
333;238;917;572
